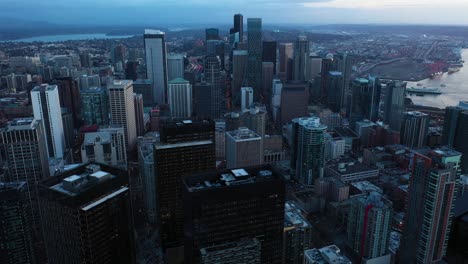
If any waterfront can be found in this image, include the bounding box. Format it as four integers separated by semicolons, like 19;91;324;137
2;33;134;42
406;49;468;108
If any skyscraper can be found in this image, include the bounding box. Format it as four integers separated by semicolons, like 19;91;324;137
167;53;185;82
400;111;429;148
280;81;309;125
204;56;224;117
31;84;65;159
306;54;322;81
38;163;135;264
400;151;458;263
81;87;109;126
137;134;159;224
144;29;168;104
320;55;336;99
112;43;126;63
348;77;382;126
279;43;294;80
262;41;277;74
233;14;244;42
182;165;285;264
156;120;216;245
108;80;137;149
226;127;263;169
283;201;313;264
168;78;192;118
262;62;274;105
326;71;344;112
0;182;35;264
293;35;310;81
50;77;81;129
291;117;327;186
0;118;50;263
384;81;406;132
347;192;392;261
334;53;355;109
246;18;263;96
442;103;468;173
134;93;145;136
232;49;248;99
241;87;254;111
205;28;219;41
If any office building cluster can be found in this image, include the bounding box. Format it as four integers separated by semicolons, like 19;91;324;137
0;12;467;264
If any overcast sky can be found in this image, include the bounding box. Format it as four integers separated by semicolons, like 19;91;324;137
2;0;468;26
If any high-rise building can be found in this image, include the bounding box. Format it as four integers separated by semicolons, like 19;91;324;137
400;111;429;148
280;81;309;125
279;43;294;80
283;201;313;264
262;62;274;104
31;84;65;159
348;77;382;126
81;127;127;168
137;134;159;224
262;41;277;74
246;18;263;96
232;49;248;98
204;56;224;117
125;60;139;81
81;87;109;126
304;245;352;264
271;79;283;123
334;53;355;109
182;165;285;263
244;106;267;137
168;78;192;118
0;182;35;264
306;54;322;81
78;74;101;90
79;52;92;68
38;163;135;264
347;192;392;261
233;14;244;42
108;80;137;149
226;127;263;169
215;120;226;160
291;117;327;186
293;36;310;81
326;71;344;112
144;29;168;104
193;82;212;117
320;55;336;99
156;120;215;245
112;43;126;63
133;79;154;107
205;28;219;41
384;81;406;132
400;151;458;263
134;93;145;136
51;77;81;129
442;103;468;173
167;53;185;82
241;87;254;111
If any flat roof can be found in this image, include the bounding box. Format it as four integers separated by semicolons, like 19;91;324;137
144;29;165;35
81;187;128;211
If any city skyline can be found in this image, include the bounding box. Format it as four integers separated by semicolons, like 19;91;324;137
3;0;468;26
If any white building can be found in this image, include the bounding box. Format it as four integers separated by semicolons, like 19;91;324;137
241;87;254;111
168;78;192;118
271;79;283;122
167;53;185;82
108;80;137;149
304;245;352;264
226;127;263;169
81;127;127;168
31;84;65;159
144;29;168;104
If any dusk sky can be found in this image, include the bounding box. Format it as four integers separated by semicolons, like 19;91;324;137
2;0;468;25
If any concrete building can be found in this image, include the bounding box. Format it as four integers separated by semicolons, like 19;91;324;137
133;79;154;107
293;36;310;81
241;87;254;111
262;62;274;103
226;127;263;169
81;127;127;168
304;245;352;264
232;50;248;98
78;74;101;90
215;120;226;160
279;43;294;81
168;78;192;118
442;103;468;173
384;81;406;132
283;201;313;264
326;159;379;183
108;80;137;149
134;93;145;136
31;84;65;159
167;53;185;82
144;29;168;104
246;18;263;96
280;81;309;125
